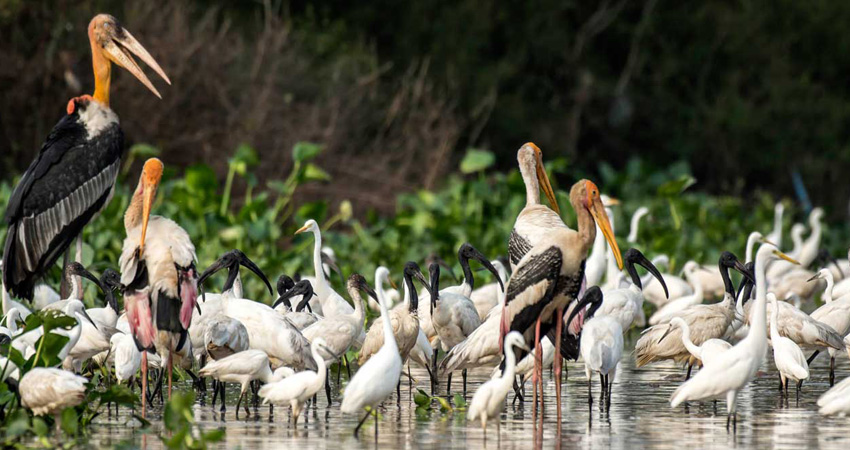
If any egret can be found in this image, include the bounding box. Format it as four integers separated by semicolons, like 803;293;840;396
670;244;796;429
259;337;331;424
808;268;850;385
301;274;375;396
359;262;429;385
295;220;355;318
768;294;809;398
111;332;141;386
660;317;732;368
199;349;291;417
340;272;402;438
2;14;169;300
818;373;850;415
765;202;785;249
371;266;400;312
627;206;650;244
468;331;529;432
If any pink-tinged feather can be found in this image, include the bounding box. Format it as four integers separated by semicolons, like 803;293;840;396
179;269;198;329
126;292;155;349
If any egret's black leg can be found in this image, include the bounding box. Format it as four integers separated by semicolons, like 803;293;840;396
462;369;468;397
211;380;219;407
235;391;245;419
219;381;227;413
831;357;836;386
447;372;453;396
344;354;352;379
354;411;370;437
807;350;820;365
326;367;332;406
685;364;693;381
431;349;439;396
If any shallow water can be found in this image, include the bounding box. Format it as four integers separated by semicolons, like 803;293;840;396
84;341;850;450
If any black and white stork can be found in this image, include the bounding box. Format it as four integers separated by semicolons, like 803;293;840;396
2;14;169;300
119;158;198;416
502;171;621;427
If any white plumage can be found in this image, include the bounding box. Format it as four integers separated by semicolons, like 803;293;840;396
259;337;329;423
19;368;87;416
468;331;528;430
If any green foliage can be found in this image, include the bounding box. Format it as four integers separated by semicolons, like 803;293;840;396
161;391;224;450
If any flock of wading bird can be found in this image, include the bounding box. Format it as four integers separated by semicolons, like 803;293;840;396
2;13;850;441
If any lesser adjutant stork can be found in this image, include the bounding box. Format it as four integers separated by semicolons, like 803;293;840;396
501;143;622;426
120;158;198;416
2;14;169;300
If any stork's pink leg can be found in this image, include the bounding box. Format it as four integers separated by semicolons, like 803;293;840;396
537;318;544;427
554;306;564;426
141;352;148;418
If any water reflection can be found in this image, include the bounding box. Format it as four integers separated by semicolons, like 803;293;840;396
84;344;850;449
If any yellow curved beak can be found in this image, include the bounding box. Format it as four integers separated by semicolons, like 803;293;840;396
590;201;623;269
534;149;560;215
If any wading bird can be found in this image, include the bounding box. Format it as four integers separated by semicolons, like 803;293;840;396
565;287;620;406
670;244;796;429
503;176;622;426
197;252;314;372
199;349;290;417
340;273;402;438
468;331;529;432
636;252;751;378
272;280;320;330
259;337;331;424
661;317;732;368
301;274;375;398
359;263;429;385
818;374;850;415
19;368;88;432
808;269;850;385
765;203;785;249
2;14;169;299
649;263;705;325
120;158;198;407
597;248;668;332
627;207;650;244
768;295;809;398
295;220;355;318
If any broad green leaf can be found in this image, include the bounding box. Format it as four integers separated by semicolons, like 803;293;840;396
232;143;260;167
656;175;696;197
292;142;322;162
60;407;79;436
460;148;495;174
302;163;331;182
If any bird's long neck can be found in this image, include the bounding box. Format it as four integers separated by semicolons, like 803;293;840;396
404;274;418;314
68;274;83;301
746;235;758;264
502;342;519;383
376;274;389;306
350;289;365;327
459;258;474;294
824;272;835;303
310;229;329;297
314;347;327;376
749;255;769;347
679;323;701;357
90;37;111;107
687;270;704;298
628;208;646;243
773;208;783;240
258;363;275;384
125;179;145;232
572;200;597;255
379;297;398;351
520;160;540;207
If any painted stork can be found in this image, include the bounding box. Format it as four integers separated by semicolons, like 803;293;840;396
119;158;198;414
2;14;169;300
502;172;621;425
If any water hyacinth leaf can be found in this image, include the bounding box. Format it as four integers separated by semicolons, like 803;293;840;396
436;396;452;412
292;142;322;162
31;417;48;437
185;164;219;195
129;143;160;159
452;394;467;409
5;409;30;438
414;389;430;407
232;144;260;168
39;309;77;333
656;175;696;197
60;407;79;436
460;148;495;174
302;163;331;182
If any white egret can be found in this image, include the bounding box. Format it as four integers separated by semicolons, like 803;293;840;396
259;337;330;423
765;202;785;249
768;294;809;397
661;317;732;368
627;206;650;244
805;269;850;385
468;331;529;431
340;272;402;437
198;349;290;417
19;368;87;431
670;244;796;429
